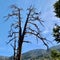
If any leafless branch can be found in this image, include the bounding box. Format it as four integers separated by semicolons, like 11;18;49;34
8;30;13;37
22;7;33;39
29;15;44;26
28;22;41;33
11;22;19;27
10;5;23;11
23;41;31;43
13;32;19;33
26;27;39;33
8;32;14;37
10;44;14;49
26;31;49;48
26;32;42;40
4;13;18;22
27;6;35;12
8;28;18;37
3;5;22;23
42;40;49;50
45;39;53;45
7;37;17;44
34;12;41;15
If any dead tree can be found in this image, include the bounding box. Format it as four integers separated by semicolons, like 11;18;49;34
7;29;17;60
5;5;49;60
10;34;17;60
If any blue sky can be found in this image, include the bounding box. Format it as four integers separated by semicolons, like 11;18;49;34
0;0;60;56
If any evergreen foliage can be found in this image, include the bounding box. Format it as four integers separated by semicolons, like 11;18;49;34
53;24;60;43
54;0;60;18
51;49;60;60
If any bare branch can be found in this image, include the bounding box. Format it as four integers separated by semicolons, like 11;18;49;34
28;22;41;33
22;7;33;39
10;22;21;30
11;22;19;27
23;41;31;43
7;37;17;44
4;5;22;23
8;29;13;37
8;32;14;37
28;10;44;27
26;27;38;33
34;12;41;15
10;5;23;11
10;5;20;10
36;36;39;44
26;32;42;40
25;31;49;49
45;39;53;45
8;34;12;37
27;6;35;12
29;16;44;26
4;13;18;22
13;32;19;33
42;39;49;50
8;27;18;37
10;44;14;49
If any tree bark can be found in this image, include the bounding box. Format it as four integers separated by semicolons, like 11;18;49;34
17;41;23;60
16;9;23;60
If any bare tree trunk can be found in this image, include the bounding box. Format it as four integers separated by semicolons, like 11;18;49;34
17;41;23;60
17;30;23;60
16;9;23;60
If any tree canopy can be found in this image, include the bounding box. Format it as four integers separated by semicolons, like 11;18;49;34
53;24;60;43
54;0;60;18
53;0;60;43
51;49;60;60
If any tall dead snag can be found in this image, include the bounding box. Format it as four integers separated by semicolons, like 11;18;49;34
7;29;17;60
5;5;49;60
10;33;17;60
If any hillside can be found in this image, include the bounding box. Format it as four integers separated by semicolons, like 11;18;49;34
22;49;50;60
22;44;60;60
0;44;60;60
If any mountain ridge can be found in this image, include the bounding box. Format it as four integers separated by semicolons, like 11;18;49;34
0;44;60;60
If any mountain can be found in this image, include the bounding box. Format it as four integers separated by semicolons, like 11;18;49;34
22;44;60;60
50;44;60;51
22;49;50;60
0;56;9;60
0;44;60;60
